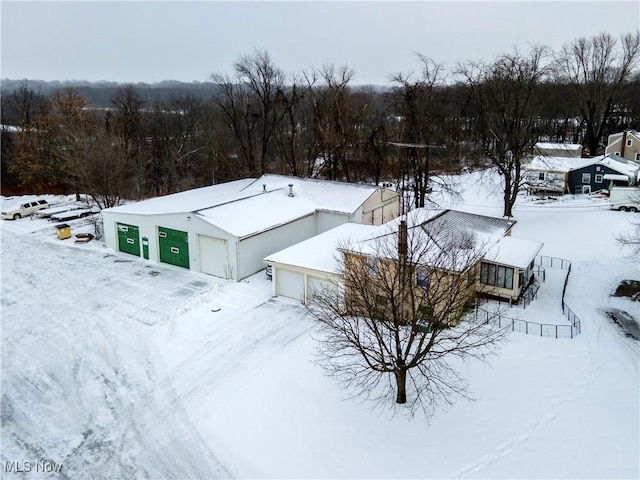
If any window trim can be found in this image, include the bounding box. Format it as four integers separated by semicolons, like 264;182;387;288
626;138;633;147
538;172;546;181
595;174;603;183
581;173;591;184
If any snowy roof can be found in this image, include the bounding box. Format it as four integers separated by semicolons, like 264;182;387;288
483;237;544;269
526;156;595;173
196;189;317;239
243;174;388;214
597;154;639;178
104;175;391;224
104;179;258;215
263;223;376;274
350;209;516;272
535;142;582;151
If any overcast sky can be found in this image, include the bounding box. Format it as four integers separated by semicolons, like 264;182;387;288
1;1;639;85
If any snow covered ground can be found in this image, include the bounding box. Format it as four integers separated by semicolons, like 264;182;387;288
1;174;639;479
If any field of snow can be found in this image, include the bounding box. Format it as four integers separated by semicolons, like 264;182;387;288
1;174;639;479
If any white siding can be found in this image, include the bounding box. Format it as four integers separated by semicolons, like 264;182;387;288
237;214;317;280
316;211;350;233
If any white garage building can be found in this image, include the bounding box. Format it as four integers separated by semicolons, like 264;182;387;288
102;175;399;281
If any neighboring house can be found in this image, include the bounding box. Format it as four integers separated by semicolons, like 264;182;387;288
567;154;639;194
524;156;591;194
534;142;583;158
102;175;400;281
526;154;639;195
266;209;543;320
605;130;640;163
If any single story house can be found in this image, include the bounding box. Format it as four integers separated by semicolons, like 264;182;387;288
605;130;640;163
534;142;583;158
266;209;543;311
102;175;400;281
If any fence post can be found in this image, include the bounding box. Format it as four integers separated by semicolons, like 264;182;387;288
555;325;558;339
540;324;543;337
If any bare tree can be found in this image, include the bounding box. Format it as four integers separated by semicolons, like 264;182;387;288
304;64;360;181
556;32;640;156
211;49;293;176
389;56;451;208
617;220;640;259
458;45;550;217
309;216;506;416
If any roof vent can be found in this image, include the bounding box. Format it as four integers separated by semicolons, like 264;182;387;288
288;183;294;197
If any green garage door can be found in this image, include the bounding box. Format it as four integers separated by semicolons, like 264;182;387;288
117;223;140;256
158;226;190;269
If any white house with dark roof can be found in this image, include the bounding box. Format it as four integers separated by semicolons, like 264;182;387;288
102;175;400;280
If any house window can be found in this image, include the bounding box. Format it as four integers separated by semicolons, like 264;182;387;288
366;256;379;274
416;266;429;288
636;153;640;161
538;172;546;181
626;139;633;147
615;152;620;156
581;173;591;184
595;174;603;183
480;262;514;290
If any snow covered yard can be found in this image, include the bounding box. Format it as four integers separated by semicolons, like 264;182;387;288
1;174;639;479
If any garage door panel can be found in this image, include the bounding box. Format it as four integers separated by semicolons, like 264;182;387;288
158;226;189;269
276;269;304;301
199;235;229;278
117;223;140;256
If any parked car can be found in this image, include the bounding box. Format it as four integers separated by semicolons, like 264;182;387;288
1;199;50;220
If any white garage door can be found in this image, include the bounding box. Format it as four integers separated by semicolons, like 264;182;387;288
198;235;229;278
307;276;334;303
276;268;304;302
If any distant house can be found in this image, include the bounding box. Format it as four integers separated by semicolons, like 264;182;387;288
266;209;543;316
102;175;400;281
526;154;639;195
567;154;639;194
605;130;640;163
524;156;590;194
534;142;583;158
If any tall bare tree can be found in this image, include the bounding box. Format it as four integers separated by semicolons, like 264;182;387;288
211;50;294;176
557;32;640;155
305;64;359;181
309;217;506;415
458;45;550;217
389;56;451;208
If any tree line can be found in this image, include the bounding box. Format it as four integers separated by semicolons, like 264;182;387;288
2;31;638;215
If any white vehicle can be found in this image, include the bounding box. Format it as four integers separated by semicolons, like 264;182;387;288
1;199;50;220
609;186;640;212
